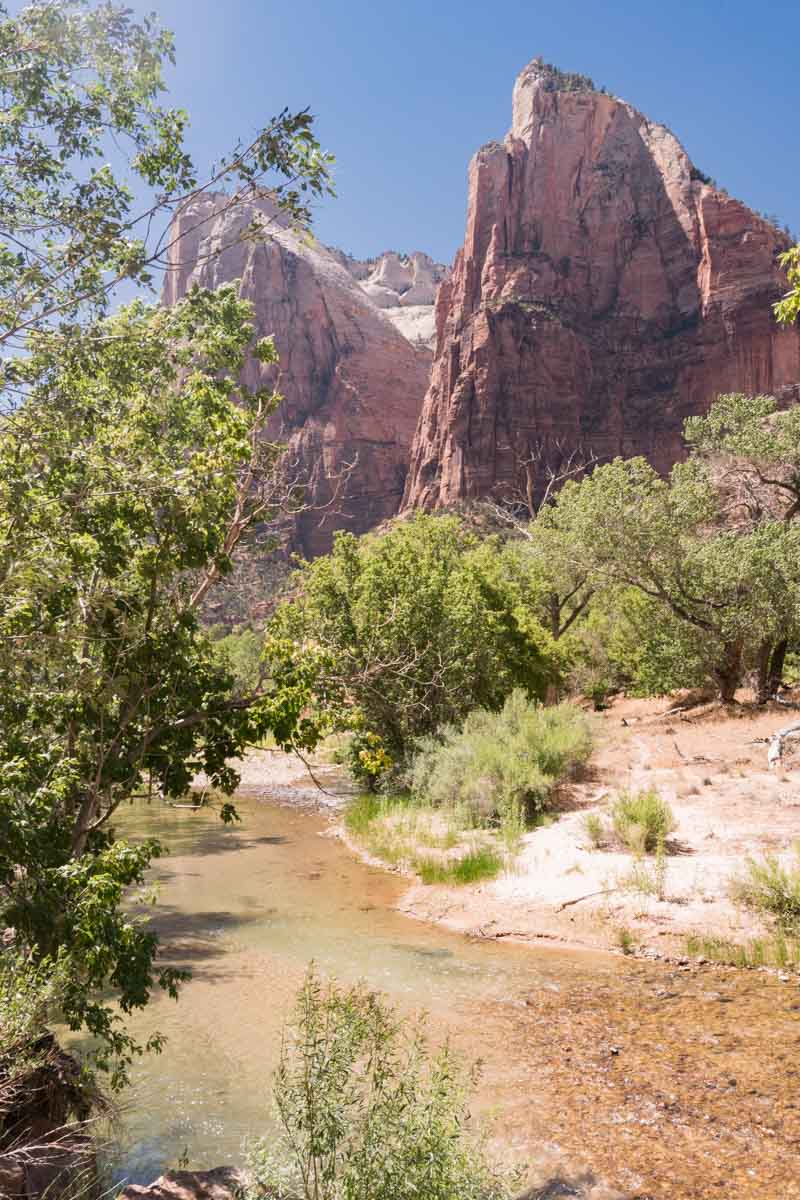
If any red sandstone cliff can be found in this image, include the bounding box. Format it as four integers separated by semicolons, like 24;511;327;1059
403;59;800;511
163;194;439;557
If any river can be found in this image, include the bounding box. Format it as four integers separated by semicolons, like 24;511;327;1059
110;790;800;1199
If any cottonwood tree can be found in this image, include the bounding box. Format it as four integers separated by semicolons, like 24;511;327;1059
0;0;334;1079
539;455;800;702
0;286;302;1076
264;514;554;779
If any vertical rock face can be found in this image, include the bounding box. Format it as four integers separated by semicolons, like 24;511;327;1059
403;59;800;510
163;194;441;557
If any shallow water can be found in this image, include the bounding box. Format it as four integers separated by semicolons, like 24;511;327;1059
109;794;800;1199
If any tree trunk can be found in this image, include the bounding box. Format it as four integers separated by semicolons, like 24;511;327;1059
713;642;743;703
768;639;788;698
755;639;789;704
547;593;560;641
755;640;772;705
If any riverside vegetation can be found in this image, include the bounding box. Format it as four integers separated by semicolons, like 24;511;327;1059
3;2;800;1196
245;967;519;1200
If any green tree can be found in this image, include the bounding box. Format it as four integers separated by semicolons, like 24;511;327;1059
685;393;800;699
0;285;291;1076
0;0;333;353
539;455;800;702
265;515;554;773
0;0;333;1078
775;245;800;327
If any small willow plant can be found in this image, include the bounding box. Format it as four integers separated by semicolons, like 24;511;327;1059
246;966;519;1200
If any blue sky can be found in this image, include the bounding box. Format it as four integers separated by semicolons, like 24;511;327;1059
133;0;798;264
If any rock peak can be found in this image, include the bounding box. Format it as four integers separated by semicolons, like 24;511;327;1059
511;56;608;139
163;192;439;558
404;62;799;514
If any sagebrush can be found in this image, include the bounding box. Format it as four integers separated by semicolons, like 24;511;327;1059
612;789;676;854
406;691;592;836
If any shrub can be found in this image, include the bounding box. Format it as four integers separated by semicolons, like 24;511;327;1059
612;789;677;853
583;813;605;849
406;691;592;836
246;966;517;1200
731;850;800;931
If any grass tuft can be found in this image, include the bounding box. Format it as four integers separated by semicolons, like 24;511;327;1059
583;812;605;849
612;788;676;854
686;931;800;971
417;846;504;886
730;848;800;932
345;794;506;886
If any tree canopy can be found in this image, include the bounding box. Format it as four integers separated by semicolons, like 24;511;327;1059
535;443;800;702
264;514;555;780
0;285;288;1074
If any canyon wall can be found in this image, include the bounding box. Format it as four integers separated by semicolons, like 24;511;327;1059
163;194;444;557
403;59;800;511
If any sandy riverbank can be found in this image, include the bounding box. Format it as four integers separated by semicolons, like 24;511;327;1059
390;695;800;961
241;696;800;965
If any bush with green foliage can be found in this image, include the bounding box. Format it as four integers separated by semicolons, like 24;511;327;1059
265;515;555;766
612;789;677;854
732;849;800;931
406;690;592;836
246;967;517;1200
566;588;710;702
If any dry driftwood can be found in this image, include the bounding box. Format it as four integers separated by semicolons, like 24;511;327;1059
767;721;800;769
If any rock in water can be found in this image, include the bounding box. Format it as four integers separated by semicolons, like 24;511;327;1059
118;1167;247;1200
162;195;442;558
402;57;800;511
